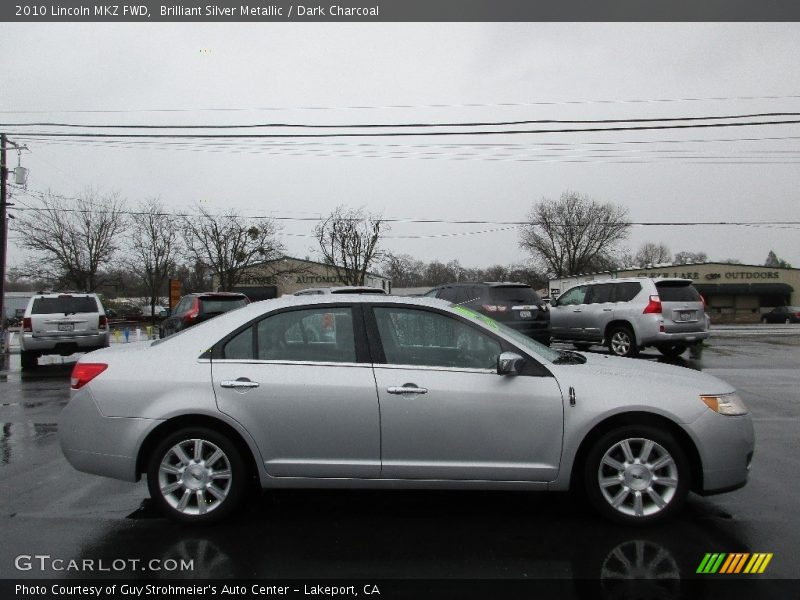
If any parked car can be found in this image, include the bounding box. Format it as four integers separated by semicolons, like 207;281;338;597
60;295;753;525
294;286;388;296
159;293;249;338
20;292;110;370
549;278;709;358
761;306;800;324
425;282;550;345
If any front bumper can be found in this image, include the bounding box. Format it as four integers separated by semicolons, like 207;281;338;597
59;386;161;482
689;409;755;495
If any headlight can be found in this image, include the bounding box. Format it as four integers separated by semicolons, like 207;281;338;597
701;393;748;416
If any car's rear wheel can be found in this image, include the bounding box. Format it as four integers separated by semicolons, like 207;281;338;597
20;350;38;370
607;326;638;358
147;427;246;523
656;343;688;358
584;426;689;525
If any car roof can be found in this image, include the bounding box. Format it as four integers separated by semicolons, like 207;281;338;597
436;281;531;288
580;277;693;285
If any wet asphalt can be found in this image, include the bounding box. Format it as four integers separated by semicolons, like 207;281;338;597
0;329;798;586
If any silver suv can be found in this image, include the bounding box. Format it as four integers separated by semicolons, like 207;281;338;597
549;278;709;358
20;292;110;370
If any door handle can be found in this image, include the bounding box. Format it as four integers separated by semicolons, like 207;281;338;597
572;309;582;313
602;308;613;312
221;378;260;389
387;385;428;395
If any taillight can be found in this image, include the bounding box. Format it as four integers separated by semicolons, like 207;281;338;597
99;315;108;330
643;295;662;314
700;294;707;309
70;363;108;389
183;299;200;323
23;317;32;332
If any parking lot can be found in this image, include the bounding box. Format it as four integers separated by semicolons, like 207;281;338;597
0;327;798;589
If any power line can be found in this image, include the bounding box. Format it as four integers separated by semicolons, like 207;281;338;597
6;118;800;139
2;93;800;114
4;112;800;130
9;195;800;228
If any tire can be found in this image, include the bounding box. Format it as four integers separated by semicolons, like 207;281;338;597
147;427;246;523
607;325;639;358
656;343;688;358
583;425;690;525
573;343;592;351
20;350;38;371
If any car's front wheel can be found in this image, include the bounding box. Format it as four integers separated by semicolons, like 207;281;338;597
607;325;639;358
584;426;690;525
147;427;246;523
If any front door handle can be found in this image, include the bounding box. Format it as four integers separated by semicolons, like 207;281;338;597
221;378;260;389
387;384;428;395
602;308;613;312
573;309;582;313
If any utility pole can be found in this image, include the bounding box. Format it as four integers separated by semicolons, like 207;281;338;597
0;134;8;353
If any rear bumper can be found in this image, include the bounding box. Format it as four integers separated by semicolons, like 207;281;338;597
504;321;551;342
60;387;161;482
21;332;110;353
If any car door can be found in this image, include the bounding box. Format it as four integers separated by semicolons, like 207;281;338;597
212;305;381;479
368;305;564;482
582;283;615;341
549;285;588;339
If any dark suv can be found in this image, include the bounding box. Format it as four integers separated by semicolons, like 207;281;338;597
425;282;551;345
160;292;249;338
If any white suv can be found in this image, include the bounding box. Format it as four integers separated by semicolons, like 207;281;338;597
20;292;110;370
549;278;709;358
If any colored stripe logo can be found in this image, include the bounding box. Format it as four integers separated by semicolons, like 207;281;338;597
697;553;773;574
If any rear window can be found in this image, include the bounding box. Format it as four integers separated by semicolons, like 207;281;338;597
199;297;248;314
655;281;702;302
489;286;540;304
31;296;99;314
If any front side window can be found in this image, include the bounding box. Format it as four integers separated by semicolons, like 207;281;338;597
555;285;587;306
373;307;501;370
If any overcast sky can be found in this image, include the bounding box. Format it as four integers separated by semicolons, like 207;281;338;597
2;22;799;272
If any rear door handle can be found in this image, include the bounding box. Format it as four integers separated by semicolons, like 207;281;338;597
387;385;428;395
602;308;613;312
221;378;260;389
572;309;582;313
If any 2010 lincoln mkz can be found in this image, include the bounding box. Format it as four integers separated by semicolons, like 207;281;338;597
60;295;754;524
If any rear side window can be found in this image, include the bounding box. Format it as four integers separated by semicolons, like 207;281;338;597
200;297;248;314
489;286;539;304
31;296;99;314
586;284;614;304
656;282;701;302
614;282;642;303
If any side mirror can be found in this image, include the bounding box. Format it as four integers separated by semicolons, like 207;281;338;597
497;351;525;375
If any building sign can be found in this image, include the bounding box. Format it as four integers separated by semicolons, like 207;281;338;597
636;270;780;281
296;275;344;285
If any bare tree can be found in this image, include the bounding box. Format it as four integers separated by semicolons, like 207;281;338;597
12;189;126;291
633;242;672;267
519;191;630;277
673;250;708;265
182;206;284;291
315;206;388;286
382;253;425;287
764;250;792;268
126;199;182;322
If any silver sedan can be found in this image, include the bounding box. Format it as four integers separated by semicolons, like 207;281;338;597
60;295;754;524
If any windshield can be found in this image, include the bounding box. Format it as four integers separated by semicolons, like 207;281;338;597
451;305;561;362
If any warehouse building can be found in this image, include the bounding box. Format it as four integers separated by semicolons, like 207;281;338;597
219;256;391;299
549;262;799;323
